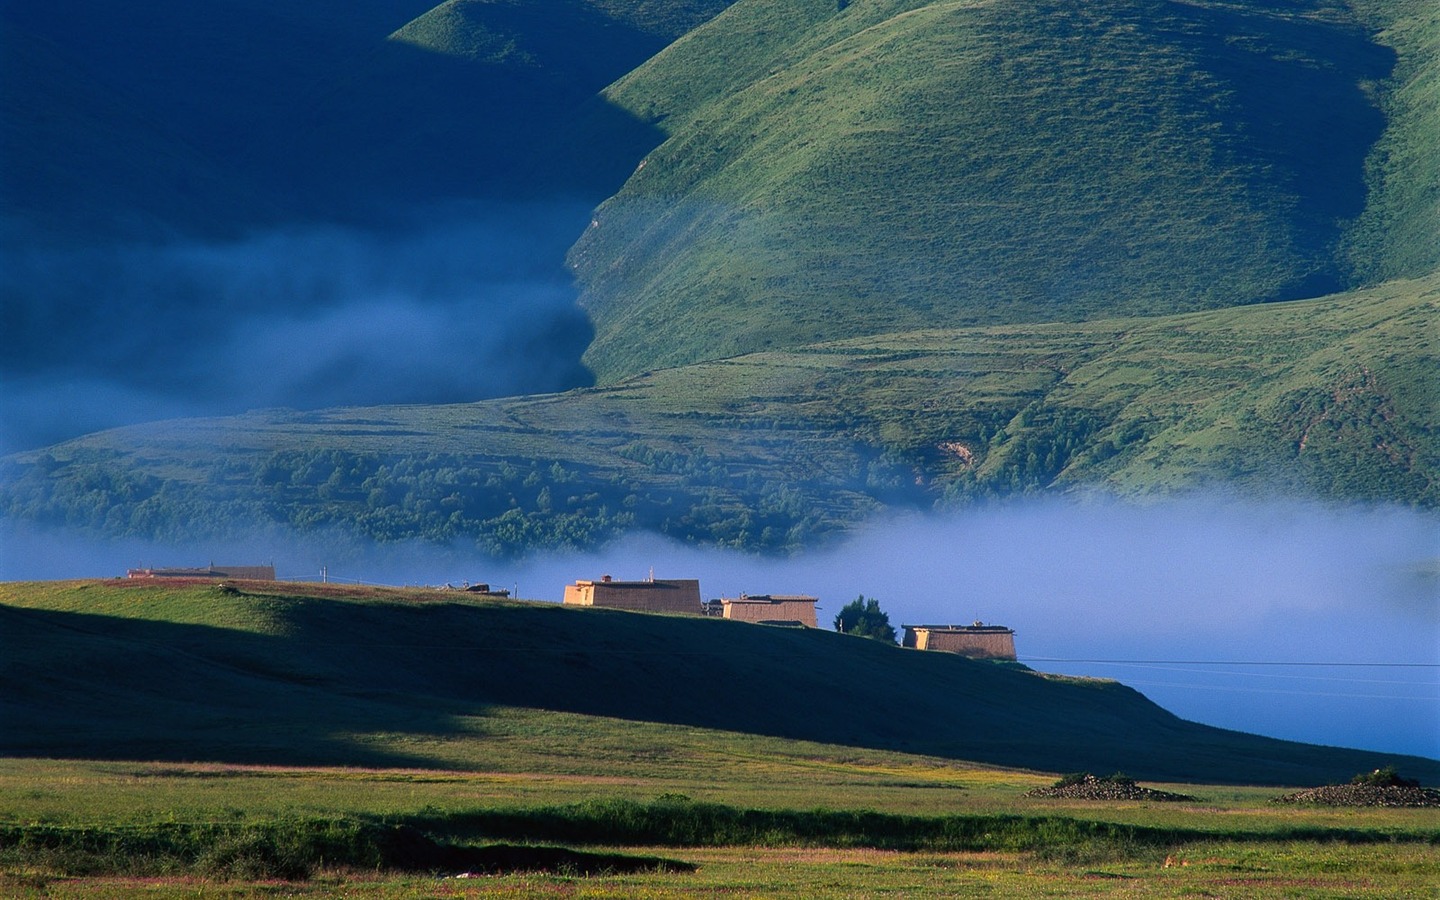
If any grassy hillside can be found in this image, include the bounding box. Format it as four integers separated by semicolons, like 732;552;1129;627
4;579;1433;785
3;276;1434;553
571;0;1398;380
1343;0;1440;282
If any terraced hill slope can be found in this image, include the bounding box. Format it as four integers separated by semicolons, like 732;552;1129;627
4;579;1433;784
570;0;1399;380
4;276;1432;554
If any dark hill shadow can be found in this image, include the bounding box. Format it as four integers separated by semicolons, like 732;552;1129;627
0;0;672;235
0;1;677;450
1142;0;1395;300
0;603;471;767
5;592;1436;785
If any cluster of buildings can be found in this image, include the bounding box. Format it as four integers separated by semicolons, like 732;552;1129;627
562;575;821;627
124;564;1017;661
561;574;1017;660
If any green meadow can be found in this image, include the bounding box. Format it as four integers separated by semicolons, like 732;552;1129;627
2;579;1437;897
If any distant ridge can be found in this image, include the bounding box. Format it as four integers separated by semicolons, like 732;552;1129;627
4;276;1433;553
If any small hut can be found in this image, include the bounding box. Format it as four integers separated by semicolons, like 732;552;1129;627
562;575;702;614
719;594;818;627
902;622;1016;659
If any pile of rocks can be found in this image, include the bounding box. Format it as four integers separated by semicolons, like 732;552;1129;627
1025;774;1196;802
1270;784;1440;808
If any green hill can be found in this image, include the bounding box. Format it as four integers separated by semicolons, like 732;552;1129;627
4;579;1432;784
3;0;1437;546
570;0;1402;381
1343;0;1440;283
4;275;1433;553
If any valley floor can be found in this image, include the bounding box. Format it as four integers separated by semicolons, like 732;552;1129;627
2;758;1436;899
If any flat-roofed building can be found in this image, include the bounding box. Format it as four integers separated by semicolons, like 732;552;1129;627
902;622;1016;660
720;594;818;627
562;575;701;615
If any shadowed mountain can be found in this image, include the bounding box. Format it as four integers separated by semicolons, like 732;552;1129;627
1;0;1436;541
1342;0;1440;283
1;0;733;236
4;580;1434;783
0;0;736;452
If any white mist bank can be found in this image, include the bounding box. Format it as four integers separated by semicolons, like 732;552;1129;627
3;496;1436;760
0;202;595;454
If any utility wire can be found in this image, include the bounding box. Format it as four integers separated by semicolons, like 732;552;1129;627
1024;661;1435;685
1021;657;1437;668
1108;678;1436;702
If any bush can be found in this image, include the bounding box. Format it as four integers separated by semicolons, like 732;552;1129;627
833;596;896;643
1350;766;1420;788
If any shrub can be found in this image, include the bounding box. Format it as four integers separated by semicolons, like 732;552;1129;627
1350;766;1420;788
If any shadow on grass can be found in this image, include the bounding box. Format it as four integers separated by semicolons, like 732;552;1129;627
4;590;1437;784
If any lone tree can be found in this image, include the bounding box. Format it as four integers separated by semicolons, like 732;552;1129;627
834;595;896;643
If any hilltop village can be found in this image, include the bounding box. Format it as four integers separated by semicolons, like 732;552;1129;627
561;574;1018;661
126;565;1018;661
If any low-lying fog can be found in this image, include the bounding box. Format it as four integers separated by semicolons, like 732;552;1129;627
4;497;1435;761
0;203;595;454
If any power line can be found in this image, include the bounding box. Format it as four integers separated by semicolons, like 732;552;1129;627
1109;678;1436;702
1025;661;1436;685
1021;657;1438;668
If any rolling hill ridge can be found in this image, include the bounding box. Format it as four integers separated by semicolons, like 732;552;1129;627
4;579;1433;784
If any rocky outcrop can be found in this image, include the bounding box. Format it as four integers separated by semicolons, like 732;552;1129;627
1270;784;1440;808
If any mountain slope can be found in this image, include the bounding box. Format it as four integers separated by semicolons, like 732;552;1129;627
1343;0;1440;283
570;0;1395;381
4;579;1433;784
4;275;1433;554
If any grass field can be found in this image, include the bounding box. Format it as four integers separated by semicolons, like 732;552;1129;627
2;756;1437;897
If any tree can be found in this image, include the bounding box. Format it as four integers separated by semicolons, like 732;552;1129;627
833;595;896;643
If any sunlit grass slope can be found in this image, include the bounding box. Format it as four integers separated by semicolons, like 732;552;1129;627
571;0;1397;380
1344;0;1440;283
4;275;1433;552
4;580;1434;785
